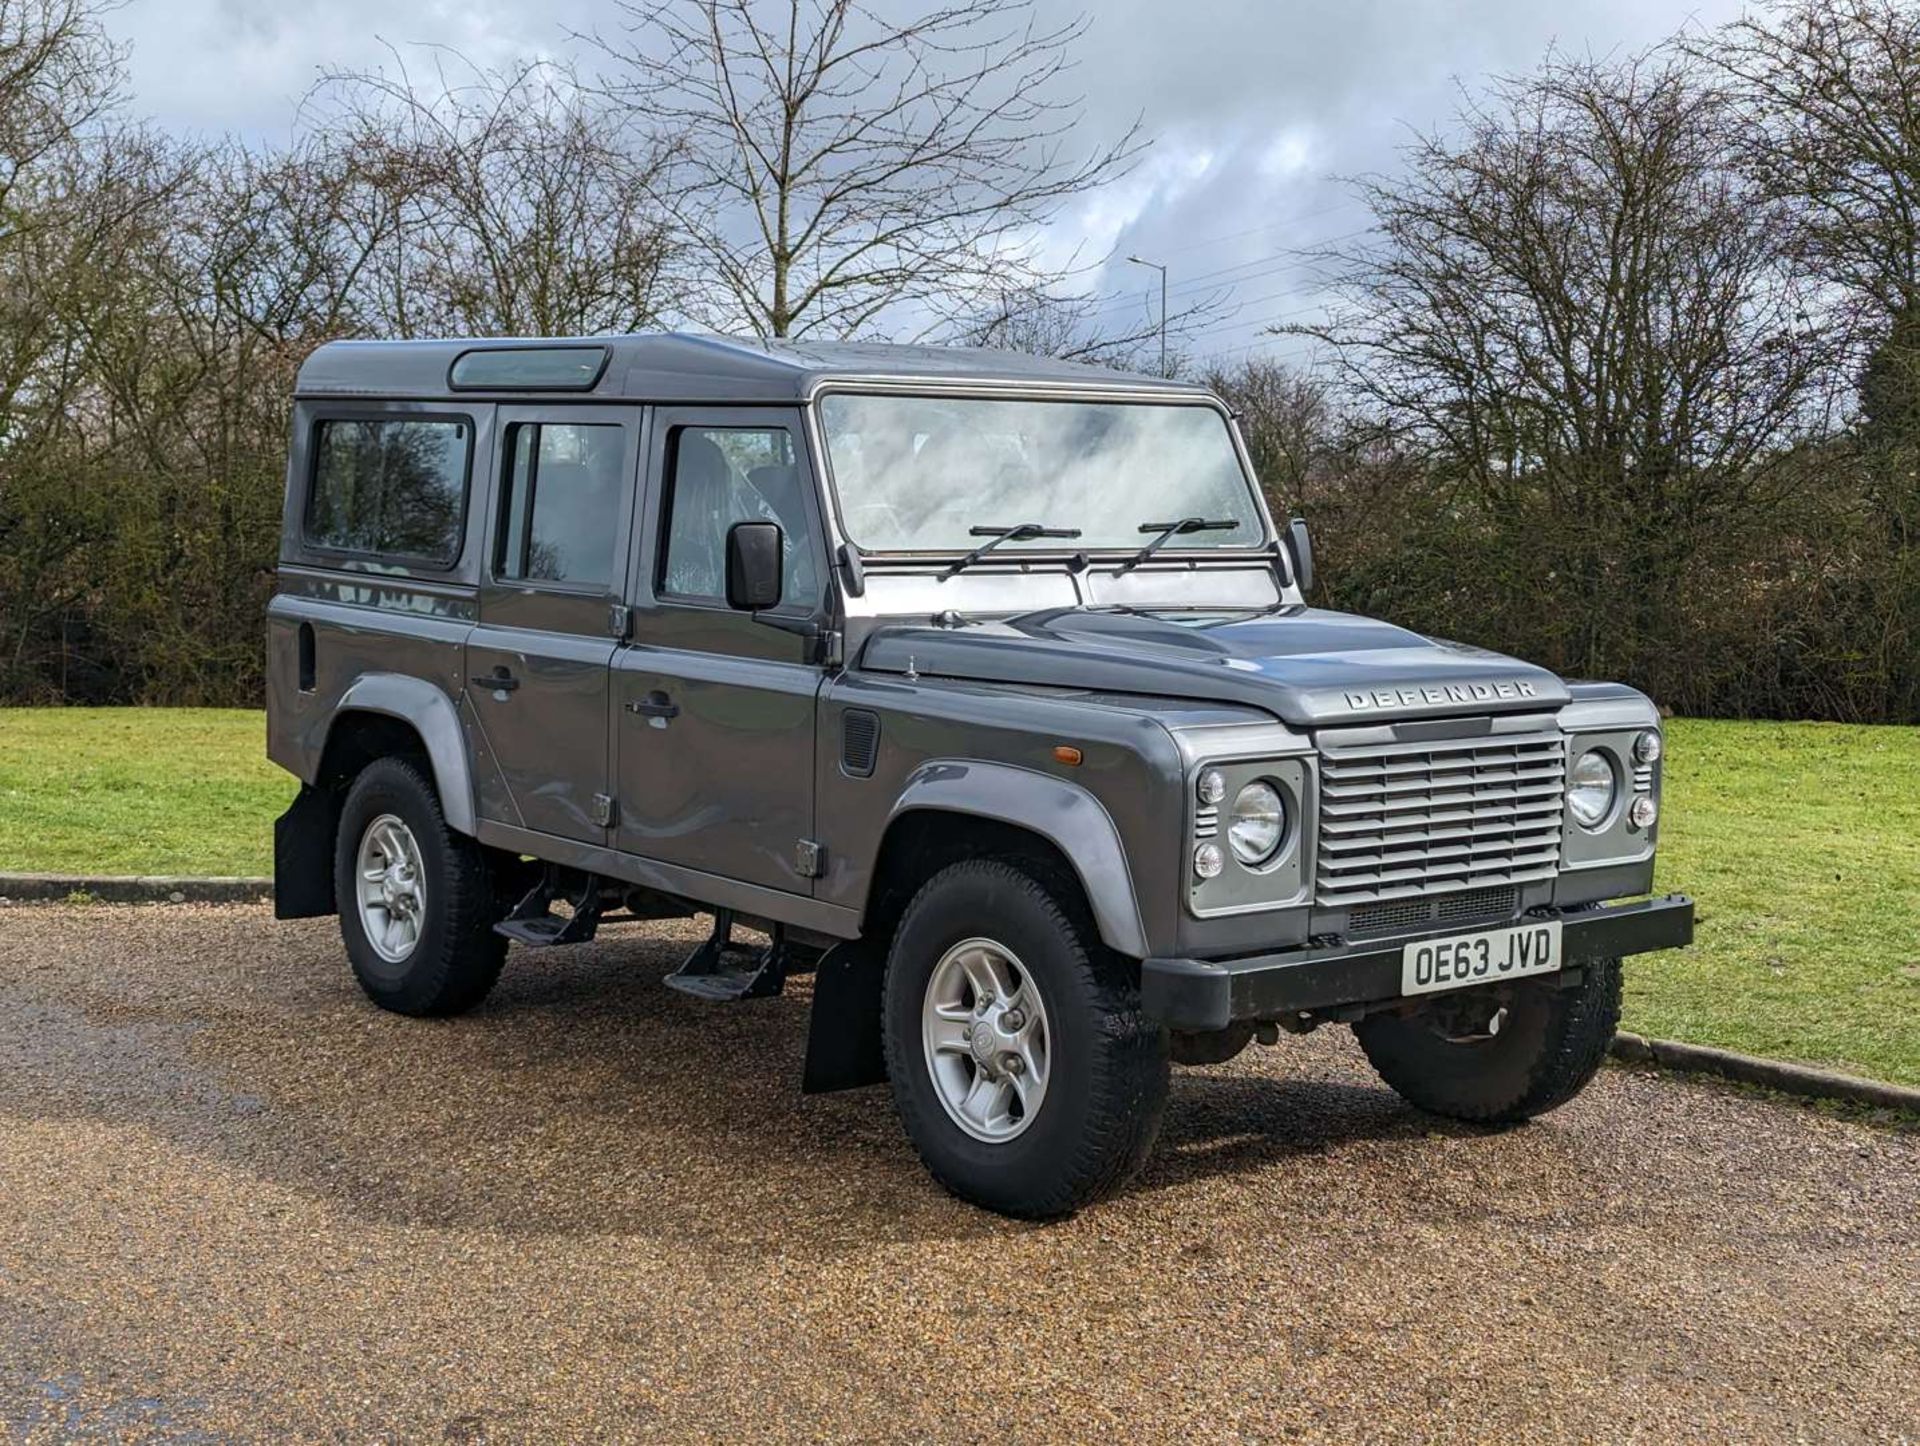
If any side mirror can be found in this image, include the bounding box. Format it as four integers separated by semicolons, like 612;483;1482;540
725;519;784;611
1285;516;1315;597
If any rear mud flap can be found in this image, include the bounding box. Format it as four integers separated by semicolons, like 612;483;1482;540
273;784;340;919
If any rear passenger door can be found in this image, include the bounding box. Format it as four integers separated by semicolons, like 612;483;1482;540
465;405;641;845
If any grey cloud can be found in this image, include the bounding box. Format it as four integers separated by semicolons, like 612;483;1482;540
115;0;1750;360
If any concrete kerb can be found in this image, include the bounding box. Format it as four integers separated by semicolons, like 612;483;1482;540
0;872;273;905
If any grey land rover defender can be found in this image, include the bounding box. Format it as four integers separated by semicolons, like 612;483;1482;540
267;334;1694;1217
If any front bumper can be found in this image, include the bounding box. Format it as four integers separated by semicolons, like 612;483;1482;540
1141;894;1694;1032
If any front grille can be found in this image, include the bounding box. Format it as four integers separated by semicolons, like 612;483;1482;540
1348;885;1520;940
1437;884;1520;924
1315;730;1566;907
1347;897;1434;939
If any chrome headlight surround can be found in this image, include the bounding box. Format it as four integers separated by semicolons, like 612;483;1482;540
1188;755;1310;916
1560;727;1661;869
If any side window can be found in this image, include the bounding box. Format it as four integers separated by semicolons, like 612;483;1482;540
495;422;626;589
306;417;470;562
659;426;820;607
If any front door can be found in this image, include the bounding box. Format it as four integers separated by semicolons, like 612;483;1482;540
465;404;641;844
614;408;831;893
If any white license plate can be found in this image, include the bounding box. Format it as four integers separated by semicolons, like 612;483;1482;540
1401;919;1563;997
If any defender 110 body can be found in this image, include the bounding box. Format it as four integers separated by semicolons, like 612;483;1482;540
268;334;1693;1216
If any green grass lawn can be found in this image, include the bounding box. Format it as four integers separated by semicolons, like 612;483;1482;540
0;708;294;878
2;708;1916;1085
1640;718;1920;1088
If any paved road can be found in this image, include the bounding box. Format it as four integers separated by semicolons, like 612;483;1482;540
1;903;1914;1443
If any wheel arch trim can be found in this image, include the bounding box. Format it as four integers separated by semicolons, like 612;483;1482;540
325;673;478;835
877;760;1149;958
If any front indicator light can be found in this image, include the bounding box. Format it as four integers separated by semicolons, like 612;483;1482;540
1197;769;1226;805
1629;795;1659;830
1635;730;1663;764
1193;842;1224;879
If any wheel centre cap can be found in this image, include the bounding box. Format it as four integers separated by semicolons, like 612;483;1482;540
970;1015;1003;1069
970;1008;1021;1072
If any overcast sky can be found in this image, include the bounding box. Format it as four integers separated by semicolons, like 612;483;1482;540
114;0;1750;363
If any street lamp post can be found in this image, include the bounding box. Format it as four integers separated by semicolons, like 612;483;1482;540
1127;254;1168;376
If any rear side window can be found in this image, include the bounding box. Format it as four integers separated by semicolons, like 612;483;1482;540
495;422;626;589
306;418;470;563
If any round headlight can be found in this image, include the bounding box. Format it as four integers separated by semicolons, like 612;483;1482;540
1197;769;1226;805
1635;730;1663;764
1193;842;1224;879
1228;781;1286;866
1567;750;1618;829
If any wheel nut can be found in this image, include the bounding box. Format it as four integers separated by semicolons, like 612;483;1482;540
1003;1010;1025;1031
1004;1054;1025;1075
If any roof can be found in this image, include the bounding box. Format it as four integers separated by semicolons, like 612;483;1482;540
293;332;1215;404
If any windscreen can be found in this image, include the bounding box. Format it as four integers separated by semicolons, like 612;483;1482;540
817;393;1264;553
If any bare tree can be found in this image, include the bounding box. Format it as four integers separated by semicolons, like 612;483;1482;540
1695;0;1920;581
0;0;122;241
1202;357;1342;512
958;278;1229;374
1202;356;1450;614
0;0;149;698
1696;1;1920;348
1290;52;1840;683
585;0;1142;339
308;51;676;338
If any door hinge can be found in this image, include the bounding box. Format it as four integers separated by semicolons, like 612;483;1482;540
819;628;845;671
795;839;825;879
591;793;617;828
607;603;631;639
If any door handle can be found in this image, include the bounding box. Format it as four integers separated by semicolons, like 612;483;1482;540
471;668;520;693
625;691;679;720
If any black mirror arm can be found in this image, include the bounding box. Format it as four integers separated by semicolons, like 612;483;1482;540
751;609;841;669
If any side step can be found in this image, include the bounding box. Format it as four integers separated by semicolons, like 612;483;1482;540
494;872;602;947
663;909;788;1002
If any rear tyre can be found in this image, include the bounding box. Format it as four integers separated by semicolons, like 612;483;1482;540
334;757;507;1017
881;859;1169;1218
1352;957;1622;1125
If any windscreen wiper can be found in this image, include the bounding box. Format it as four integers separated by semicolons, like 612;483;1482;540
1116;516;1240;573
940;521;1082;580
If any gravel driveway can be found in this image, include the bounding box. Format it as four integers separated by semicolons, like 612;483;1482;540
1;902;1914;1443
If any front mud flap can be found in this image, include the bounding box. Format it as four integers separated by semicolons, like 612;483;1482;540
802;938;888;1093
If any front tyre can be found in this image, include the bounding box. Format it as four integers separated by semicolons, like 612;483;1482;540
882;859;1169;1218
1352;956;1623;1124
334;757;507;1017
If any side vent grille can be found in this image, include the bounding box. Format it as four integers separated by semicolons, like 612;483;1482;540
842;709;880;777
